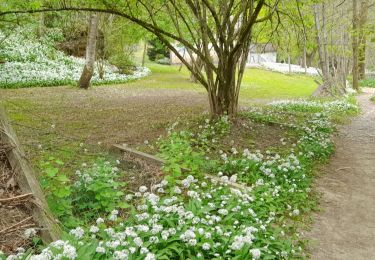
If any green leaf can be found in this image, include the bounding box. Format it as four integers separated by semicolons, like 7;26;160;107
46;167;58;177
56;174;69;182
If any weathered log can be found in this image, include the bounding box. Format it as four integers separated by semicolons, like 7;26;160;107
0;106;60;243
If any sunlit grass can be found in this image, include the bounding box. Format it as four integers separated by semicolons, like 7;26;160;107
117;63;318;100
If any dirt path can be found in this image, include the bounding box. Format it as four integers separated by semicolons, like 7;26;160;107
309;88;375;259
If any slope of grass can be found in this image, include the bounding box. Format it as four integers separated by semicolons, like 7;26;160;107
240;68;318;99
121;63;318;100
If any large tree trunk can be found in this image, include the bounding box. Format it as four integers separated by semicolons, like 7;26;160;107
78;13;99;89
358;30;367;80
352;0;360;91
358;0;369;80
314;4;329;81
206;48;249;118
206;65;236;117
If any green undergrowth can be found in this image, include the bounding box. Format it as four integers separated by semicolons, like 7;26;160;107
2;99;124;228
2;96;359;260
360;78;375;88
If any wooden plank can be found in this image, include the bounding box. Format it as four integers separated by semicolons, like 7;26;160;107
0;106;60;243
112;144;166;166
112;144;251;191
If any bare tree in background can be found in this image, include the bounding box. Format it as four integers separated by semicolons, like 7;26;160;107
352;0;360;90
78;13;99;89
313;1;352;96
358;0;370;79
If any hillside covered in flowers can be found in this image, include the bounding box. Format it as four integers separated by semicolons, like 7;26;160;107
0;28;150;89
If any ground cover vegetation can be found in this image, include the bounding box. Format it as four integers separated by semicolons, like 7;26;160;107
0;27;149;88
359;78;375;88
1;96;358;259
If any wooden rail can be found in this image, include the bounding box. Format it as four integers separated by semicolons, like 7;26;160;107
112;144;251;191
0;106;60;243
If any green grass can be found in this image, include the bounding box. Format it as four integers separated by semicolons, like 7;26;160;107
360;78;375;88
120;63;318;100
240;68;318;99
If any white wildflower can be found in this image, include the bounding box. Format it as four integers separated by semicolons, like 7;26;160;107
96;247;105;253
89;226;99;233
202;243;211;250
96;218;104;225
69;227;84;239
250;248;261;259
24;228;37;238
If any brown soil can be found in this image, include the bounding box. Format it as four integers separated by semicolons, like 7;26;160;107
219;118;292;153
309;88;375;259
0;86;207;149
0;143;35;255
120;153;163;192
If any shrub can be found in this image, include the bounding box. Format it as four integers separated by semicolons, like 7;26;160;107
147;38;170;61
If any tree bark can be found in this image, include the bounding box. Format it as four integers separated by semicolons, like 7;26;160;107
78;13;99;89
296;0;308;73
306;50;316;68
314;4;328;81
358;0;369;80
352;0;360;90
322;3;330;77
190;56;204;83
141;41;147;67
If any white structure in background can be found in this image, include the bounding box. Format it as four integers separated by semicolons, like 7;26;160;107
256;62;320;76
170;43;320;76
170;43;277;65
247;43;277;64
247;43;320;76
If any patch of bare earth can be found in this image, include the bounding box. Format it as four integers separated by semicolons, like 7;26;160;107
0;85;287;160
0;143;35;254
219;118;290;152
309;88;375;259
0;86;207;152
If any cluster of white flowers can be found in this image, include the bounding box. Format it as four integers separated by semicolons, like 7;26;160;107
69;227;85;239
27;240;77;260
259;62;320;75
73;161;120;189
23;228;37;239
269;99;358;113
8;171;286;259
0;29;150;88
